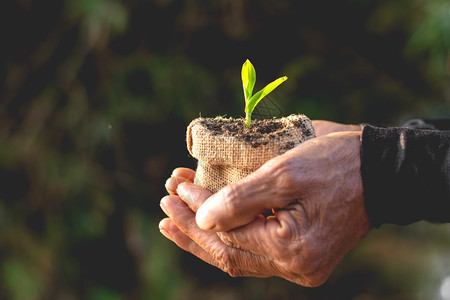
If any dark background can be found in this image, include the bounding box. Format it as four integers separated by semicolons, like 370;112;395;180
0;0;449;299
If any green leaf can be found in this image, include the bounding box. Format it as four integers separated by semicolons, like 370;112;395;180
241;59;256;103
241;59;288;128
245;76;288;115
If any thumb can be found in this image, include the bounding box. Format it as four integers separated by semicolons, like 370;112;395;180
196;157;294;231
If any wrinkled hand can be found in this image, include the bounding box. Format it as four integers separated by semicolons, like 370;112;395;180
160;128;371;287
312;120;362;137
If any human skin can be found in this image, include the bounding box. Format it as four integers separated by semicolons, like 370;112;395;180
311;120;363;136
160;121;371;287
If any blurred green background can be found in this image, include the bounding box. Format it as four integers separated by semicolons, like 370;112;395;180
0;0;449;299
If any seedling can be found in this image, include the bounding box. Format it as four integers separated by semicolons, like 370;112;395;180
241;59;288;128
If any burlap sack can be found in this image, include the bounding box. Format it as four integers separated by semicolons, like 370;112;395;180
186;114;315;193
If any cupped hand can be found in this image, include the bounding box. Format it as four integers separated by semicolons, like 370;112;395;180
159;131;372;287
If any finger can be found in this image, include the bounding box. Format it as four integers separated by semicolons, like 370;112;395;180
165;176;191;195
160;195;222;249
160;218;275;278
177;182;212;212
159;218;275;278
159;218;220;268
159;217;174;240
196;156;295;231
219;203;308;256
161;194;278;276
216;216;270;254
171;167;196;182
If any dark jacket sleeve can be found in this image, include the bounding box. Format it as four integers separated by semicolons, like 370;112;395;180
360;119;450;227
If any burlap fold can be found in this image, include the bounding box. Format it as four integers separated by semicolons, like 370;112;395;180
187;114;315;193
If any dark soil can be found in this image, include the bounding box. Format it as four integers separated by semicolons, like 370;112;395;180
199;116;314;148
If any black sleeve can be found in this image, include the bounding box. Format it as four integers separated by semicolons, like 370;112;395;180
401;118;450;130
360;123;450;227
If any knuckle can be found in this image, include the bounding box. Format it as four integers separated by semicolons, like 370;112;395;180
271;158;298;191
276;222;296;241
220;185;242;215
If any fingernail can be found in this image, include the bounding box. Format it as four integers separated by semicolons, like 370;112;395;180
196;203;215;230
160;197;169;216
170;169;178;177
165;177;177;193
159;219;173;239
176;182;194;207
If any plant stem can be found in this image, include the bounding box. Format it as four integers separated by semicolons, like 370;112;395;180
245;112;252;128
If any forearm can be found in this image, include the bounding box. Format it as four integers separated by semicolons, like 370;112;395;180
361;124;450;227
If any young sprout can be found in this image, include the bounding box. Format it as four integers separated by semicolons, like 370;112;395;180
241;59;288;128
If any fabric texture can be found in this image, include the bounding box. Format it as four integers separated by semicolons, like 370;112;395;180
187;115;315;193
361;119;450;227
